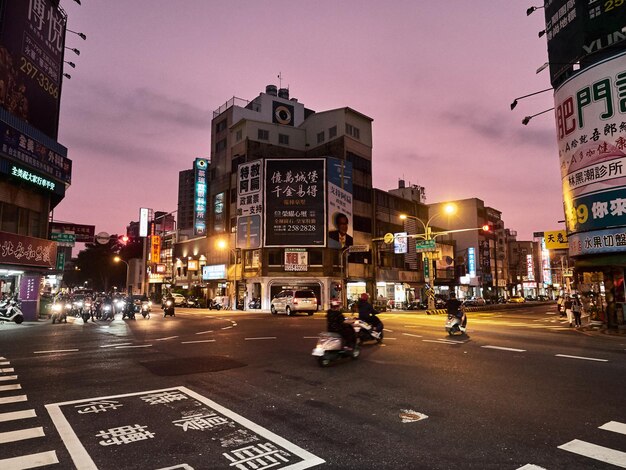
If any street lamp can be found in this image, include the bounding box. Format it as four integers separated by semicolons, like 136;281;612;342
113;256;130;293
400;203;457;310
216;239;243;310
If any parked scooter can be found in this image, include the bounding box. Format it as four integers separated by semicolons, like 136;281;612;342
445;314;466;336
0;297;24;324
312;331;360;367
163;298;175;317
208;298;223;310
248;298;261;309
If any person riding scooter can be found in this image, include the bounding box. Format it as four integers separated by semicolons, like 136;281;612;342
326;299;356;350
446;293;466;328
357;293;383;335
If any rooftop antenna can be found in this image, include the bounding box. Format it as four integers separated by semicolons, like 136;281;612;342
278;72;282;88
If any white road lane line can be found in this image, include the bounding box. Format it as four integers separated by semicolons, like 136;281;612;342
221;326;233;330
99;343;132;348
0;375;17;381
384;337;397;340
402;333;423;338
303;336;319;339
599;421;626;435
114;345;153;349
0;368;15;373
0;395;27;404
482;345;527;352
245;337;277;341
195;330;214;335
0;426;45;444
556;354;608;362
516;465;547;469
181;340;216;344
559;439;626;467
383;328;393;332
33;349;79;354
0;450;58;468
155;336;179;341
0;409;37;422
0;361;9;365
0;357;5;360
422;339;459;345
0;383;21;391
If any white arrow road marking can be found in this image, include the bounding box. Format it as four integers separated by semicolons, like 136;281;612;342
599;421;626;435
0;409;37;422
0;395;27;404
0;426;45;444
0;383;21;391
559;439;626;467
482;345;526;352
0;451;58;468
0;375;17;381
555;354;608;362
33;349;79;354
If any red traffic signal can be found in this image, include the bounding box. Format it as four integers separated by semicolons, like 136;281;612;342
479;224;492;236
119;235;130;244
482;224;490;232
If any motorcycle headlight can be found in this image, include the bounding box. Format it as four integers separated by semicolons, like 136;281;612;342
52;304;62;312
104;305;111;311
166;300;173;306
148;301;152;307
77;301;83;307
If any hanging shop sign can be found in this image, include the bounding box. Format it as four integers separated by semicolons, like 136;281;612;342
194;158;208;236
202;264;226;280
49;223;95;243
151;235;161;264
284;249;308;271
236;159;263;249
0;231;56;268
544;229;568;250
394;232;407;254
468;247;476;277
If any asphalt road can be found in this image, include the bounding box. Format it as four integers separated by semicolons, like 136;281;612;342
1;304;625;469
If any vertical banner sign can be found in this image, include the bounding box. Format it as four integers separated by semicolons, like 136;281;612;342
541;238;552;286
423;256;430;279
0;0;66;139
284;248;308;271
554;51;626;255
151;235;161;264
468;247;476;277
327;158;353;249
526;254;535;281
56;250;65;270
139;208;150;237
193;158;208;236
394;232;408;254
237;160;263;249
264;158;326;247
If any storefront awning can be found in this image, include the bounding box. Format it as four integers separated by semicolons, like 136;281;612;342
574;253;626;269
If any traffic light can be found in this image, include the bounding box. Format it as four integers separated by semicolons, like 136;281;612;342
479;224;492;236
119;234;130;245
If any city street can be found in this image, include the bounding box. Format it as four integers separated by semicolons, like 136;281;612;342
1;304;625;469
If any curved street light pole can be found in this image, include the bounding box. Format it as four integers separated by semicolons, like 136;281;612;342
113;256;130;293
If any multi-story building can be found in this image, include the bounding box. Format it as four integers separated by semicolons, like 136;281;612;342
177;168;195;232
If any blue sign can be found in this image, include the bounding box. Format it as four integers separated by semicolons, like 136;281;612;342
468;247;476;277
568;227;626;256
202;264;226;280
566;186;626;234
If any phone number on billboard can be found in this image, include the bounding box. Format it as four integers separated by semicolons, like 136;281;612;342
277;225;317;232
20;57;59;99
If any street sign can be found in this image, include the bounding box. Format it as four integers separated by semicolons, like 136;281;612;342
383;233;394;244
56;251;65;271
423;256;430;279
50;232;76;244
349;244;369;253
95;232;110;244
563;268;574;277
415;239;436;252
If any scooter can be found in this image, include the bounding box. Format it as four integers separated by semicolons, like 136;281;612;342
80;308;91;323
0;297;24;324
248;298;261;309
445;314;466;335
163;299;175;317
100;302;114;321
208;299;222;310
50;301;68;324
354;318;384;343
312;331;360;367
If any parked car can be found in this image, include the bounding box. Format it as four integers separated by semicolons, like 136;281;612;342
508;296;526;303
463;297;486;307
162;293;186;307
537;295;551;301
270;289;318;316
525;295;537;302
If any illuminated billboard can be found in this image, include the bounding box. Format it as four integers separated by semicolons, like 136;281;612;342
327;158;353;249
0;0;66;139
194;158;208;236
236;160;263;249
554;51;626;255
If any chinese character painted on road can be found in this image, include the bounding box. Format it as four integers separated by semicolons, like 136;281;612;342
173;412;230;432
96;424;155;446
74;400;123;414
223;442;290;469
140;390;188;405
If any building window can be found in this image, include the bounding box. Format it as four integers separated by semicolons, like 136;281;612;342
353;127;360;139
346;152;372;172
345;123;353;135
353;184;372;203
235;129;242;141
329;126;337;139
215;138;227;152
317;131;325;143
309;249;323;265
258;129;269;140
216;120;227;133
278;133;289;145
353;215;372;233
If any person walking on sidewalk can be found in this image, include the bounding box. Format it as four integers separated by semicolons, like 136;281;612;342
564;295;574;327
572;296;583;328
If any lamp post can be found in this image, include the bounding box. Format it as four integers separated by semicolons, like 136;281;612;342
400;203;457;310
217;239;242;310
113;256;130;293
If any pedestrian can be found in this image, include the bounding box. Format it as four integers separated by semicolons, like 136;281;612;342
572;296;583;328
556;295;564;317
563;295;574;327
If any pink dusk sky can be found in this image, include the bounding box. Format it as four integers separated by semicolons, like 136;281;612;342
54;1;560;240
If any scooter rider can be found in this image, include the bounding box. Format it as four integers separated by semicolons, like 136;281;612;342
357;293;383;334
446;292;466;328
327;299;356;350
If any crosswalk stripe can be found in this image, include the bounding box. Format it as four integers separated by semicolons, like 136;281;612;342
599;421;626;436
0;375;17;382
0;361;9;366
0;450;58;468
0;426;45;444
0;395;27;404
0;368;15;373
0;409;37;422
0;383;21;391
559;439;626;467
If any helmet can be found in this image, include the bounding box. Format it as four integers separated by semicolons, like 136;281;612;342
330;299;341;309
360;293;369;301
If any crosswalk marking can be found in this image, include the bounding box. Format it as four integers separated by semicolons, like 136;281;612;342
599;421;626;435
0;361;10;365
0;426;45;444
0;409;37;422
558;439;626;467
0;367;15;373
0;450;58;468
0;383;21;391
0;394;27;404
0;375;17;381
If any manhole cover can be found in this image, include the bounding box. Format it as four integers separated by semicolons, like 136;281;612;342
399;409;428;423
139;356;246;376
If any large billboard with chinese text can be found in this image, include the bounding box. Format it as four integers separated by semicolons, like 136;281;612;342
193;158;208;236
327;158;353;249
544;0;626;86
554;51;626;254
236;160;263;249
264;158;325;247
0;0;66;139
